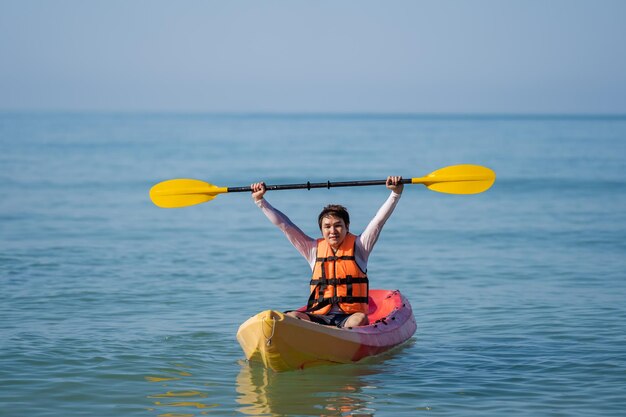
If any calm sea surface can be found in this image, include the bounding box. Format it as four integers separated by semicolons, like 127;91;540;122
1;113;625;416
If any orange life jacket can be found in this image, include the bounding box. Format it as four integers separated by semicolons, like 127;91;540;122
306;233;369;315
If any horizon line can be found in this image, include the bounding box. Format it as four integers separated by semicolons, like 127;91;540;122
1;109;625;119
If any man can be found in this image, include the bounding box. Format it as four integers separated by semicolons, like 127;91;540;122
251;176;403;328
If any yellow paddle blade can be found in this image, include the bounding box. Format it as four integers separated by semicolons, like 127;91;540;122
412;164;496;194
149;179;228;208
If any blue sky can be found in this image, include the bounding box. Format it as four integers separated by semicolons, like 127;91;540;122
1;0;625;114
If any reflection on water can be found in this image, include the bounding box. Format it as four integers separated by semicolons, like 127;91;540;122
236;361;380;417
145;363;218;417
236;342;414;416
143;346;412;416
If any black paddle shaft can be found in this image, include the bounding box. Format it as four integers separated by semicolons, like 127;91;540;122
227;178;413;193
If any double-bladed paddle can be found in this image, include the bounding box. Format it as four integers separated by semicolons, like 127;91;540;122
149;164;495;209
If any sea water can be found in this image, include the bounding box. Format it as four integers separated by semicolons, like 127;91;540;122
1;113;625;416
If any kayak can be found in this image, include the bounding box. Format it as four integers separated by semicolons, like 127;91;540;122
236;289;416;372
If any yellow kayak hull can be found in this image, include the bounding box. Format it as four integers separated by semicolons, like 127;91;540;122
236;289;416;372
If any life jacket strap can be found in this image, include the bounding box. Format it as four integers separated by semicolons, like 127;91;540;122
308;277;369;286
305;296;369;312
306;275;369;312
316;255;356;262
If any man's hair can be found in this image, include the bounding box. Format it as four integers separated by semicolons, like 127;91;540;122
318;204;350;230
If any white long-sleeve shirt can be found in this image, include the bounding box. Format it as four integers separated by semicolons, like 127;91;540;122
255;191;402;272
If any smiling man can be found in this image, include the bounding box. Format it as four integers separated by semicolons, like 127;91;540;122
251;176;403;328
